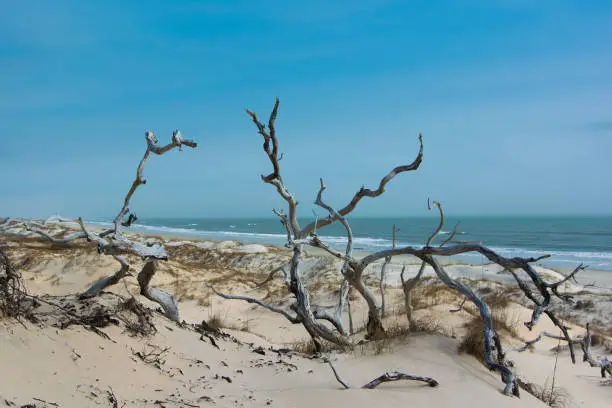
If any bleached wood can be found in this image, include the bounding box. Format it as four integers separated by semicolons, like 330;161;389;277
311;179;385;339
4;131;196;322
425;255;517;395
205;283;300;324
80;255;130;299
137;259;180;323
514;324;611;379
301;134;423;236
362;371;439;389
238;99;596;397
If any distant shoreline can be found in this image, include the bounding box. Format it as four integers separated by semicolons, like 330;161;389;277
80;222;612;291
84;215;612;272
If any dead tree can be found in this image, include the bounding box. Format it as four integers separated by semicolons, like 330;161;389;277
208;98;424;347
514;323;611;383
401;202;461;329
6;130;196;322
309;195;591;395
207;99;589;396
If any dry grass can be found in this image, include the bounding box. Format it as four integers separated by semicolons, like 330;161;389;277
458;298;521;362
482;290;512;310
410;317;453;337
290;339;341;355
528;379;572;408
206;310;228;331
458;318;489;362
411;279;457;310
354;320;415;357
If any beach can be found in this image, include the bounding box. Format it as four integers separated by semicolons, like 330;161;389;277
1;220;611;407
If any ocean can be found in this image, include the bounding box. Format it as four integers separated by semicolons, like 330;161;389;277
89;216;612;271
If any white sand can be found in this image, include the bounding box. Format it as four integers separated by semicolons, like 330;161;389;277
1;229;611;407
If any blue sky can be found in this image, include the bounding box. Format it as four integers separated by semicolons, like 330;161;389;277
1;0;611;219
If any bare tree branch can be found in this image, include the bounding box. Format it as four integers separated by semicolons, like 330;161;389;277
323;357;351;389
7;130;196;322
256;264;289;287
426;199;444;246
301;134;423;236
440;222;461;247
323;356;439;390
247;99;301;236
24;223;87;244
513;324;611;378
113;130;197;234
424;255;518;395
80;255;130;299
204;283;301;324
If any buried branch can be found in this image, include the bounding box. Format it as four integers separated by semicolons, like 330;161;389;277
324;356;438;390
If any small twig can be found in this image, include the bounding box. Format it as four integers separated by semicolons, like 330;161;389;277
107;386;119;408
324;357;351;389
449;297;467;313
32;397;59;407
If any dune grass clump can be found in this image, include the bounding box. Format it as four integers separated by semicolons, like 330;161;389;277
290;338;341;355
528;379;572;408
458;298;520;362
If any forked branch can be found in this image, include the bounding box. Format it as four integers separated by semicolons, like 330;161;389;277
324;357;439;390
302;134;423;236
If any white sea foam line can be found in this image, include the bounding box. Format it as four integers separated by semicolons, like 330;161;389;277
85;221;612;263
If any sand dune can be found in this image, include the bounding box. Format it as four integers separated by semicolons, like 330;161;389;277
1;228;611;407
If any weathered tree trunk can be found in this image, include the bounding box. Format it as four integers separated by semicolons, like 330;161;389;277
424;255;518;396
137;259;180;323
401;262;426;329
80;255;130;299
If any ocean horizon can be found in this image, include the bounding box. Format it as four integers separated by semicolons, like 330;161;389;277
86;215;612;272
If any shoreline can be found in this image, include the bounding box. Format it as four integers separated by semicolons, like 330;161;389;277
101;220;612;272
98;224;612;291
2;218;610;289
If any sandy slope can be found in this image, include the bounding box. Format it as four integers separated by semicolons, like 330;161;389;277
1;312;548;408
1;233;611;407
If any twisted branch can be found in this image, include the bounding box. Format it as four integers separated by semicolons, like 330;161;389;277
301;134;423;236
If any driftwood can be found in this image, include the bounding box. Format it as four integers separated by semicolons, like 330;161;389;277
515;324;611;379
4;131;196;322
212;100;423;347
206;99;592;396
324;357;438;390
